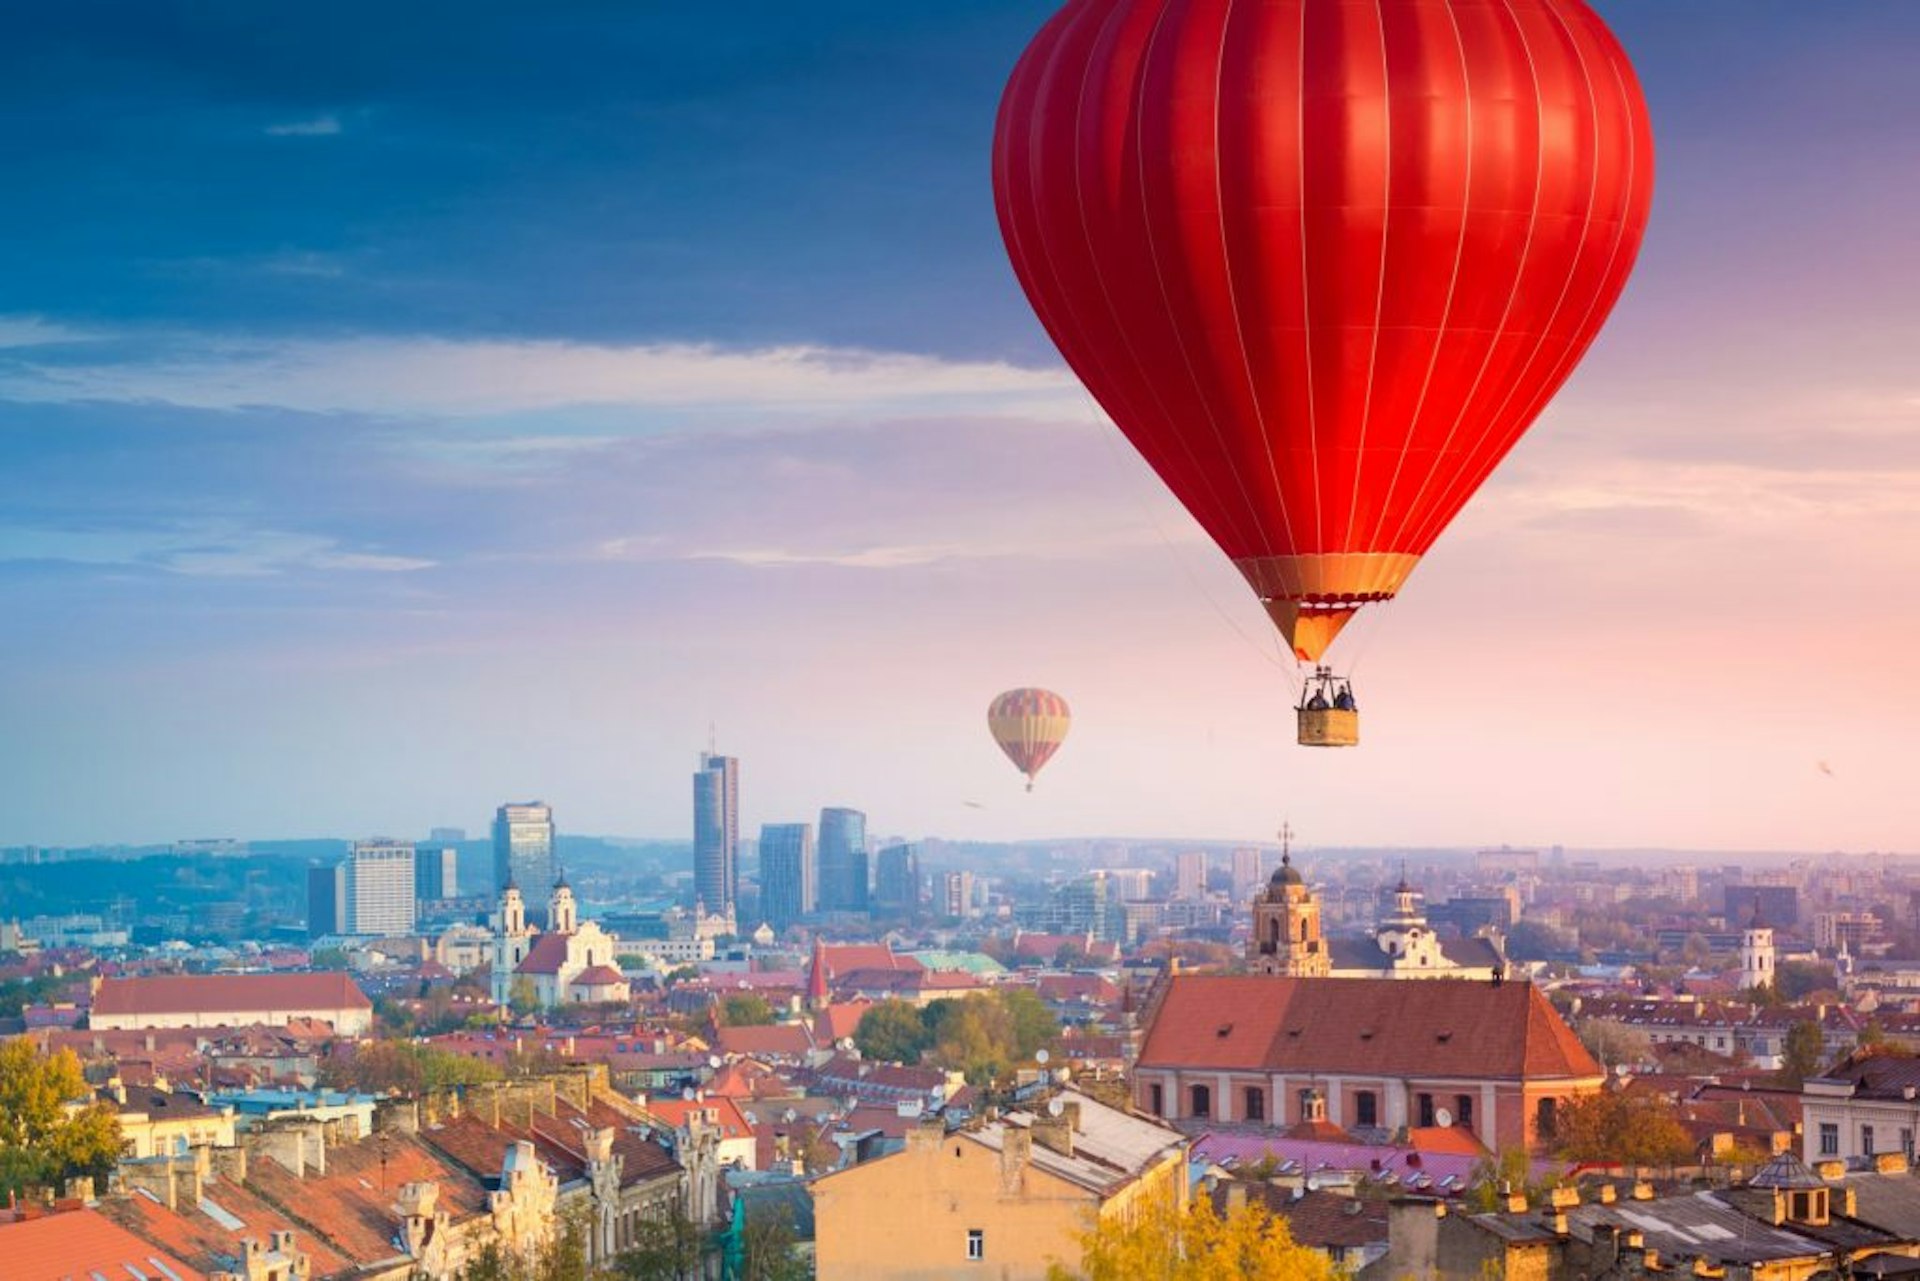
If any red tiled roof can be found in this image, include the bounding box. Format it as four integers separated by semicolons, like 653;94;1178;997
515;934;572;976
815;945;921;984
1407;1126;1491;1157
91;973;370;1017
98;1175;352;1279
248;1131;488;1262
813;1001;871;1045
716;1023;813;1059
645;1094;755;1140
1138;977;1601;1080
571;965;627;986
3;1207;208;1281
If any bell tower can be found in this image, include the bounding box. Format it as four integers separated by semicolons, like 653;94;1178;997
1248;824;1329;977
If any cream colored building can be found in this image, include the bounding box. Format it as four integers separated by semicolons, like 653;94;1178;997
812;1091;1187;1280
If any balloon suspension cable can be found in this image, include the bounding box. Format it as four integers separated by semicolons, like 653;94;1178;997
1078;392;1304;702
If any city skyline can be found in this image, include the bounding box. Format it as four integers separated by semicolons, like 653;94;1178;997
3;3;1917;852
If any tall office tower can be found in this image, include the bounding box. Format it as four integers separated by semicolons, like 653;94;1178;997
494;802;556;923
1231;847;1263;898
941;870;975;919
346;839;417;937
1174;851;1207;900
416;846;459;903
693;753;739;920
307;863;345;938
816;807;869;913
759;823;815;930
873;844;921;916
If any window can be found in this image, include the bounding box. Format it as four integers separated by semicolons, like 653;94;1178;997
1417;1093;1435;1128
1902;1127;1912;1157
1355;1091;1378;1128
1298;1088;1315;1119
1244;1088;1265;1122
1455;1094;1475;1132
1863;1125;1876;1155
1820;1123;1839;1156
1190;1084;1212;1119
1148;1083;1164;1116
1536;1097;1558;1140
967;1229;984;1261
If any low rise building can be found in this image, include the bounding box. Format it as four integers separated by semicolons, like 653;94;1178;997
812;1091;1187;1279
89;973;373;1036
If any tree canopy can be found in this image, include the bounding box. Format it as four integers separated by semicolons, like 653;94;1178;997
0;1039;122;1201
1551;1089;1694;1168
720;994;776;1028
1048;1194;1334;1281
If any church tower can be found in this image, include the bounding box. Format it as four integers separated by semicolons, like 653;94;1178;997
550;874;578;935
1740;901;1775;993
1248;825;1329;977
491;879;535;1006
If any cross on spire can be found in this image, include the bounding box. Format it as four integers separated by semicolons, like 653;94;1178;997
1278;821;1293;867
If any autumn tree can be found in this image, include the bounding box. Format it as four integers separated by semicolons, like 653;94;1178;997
0;1039;122;1200
1577;1019;1652;1072
1552;1090;1694;1169
1048;1195;1333;1281
614;1209;710;1280
1465;1149;1558;1213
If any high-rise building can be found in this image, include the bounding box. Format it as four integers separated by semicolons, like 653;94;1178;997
817;807;869;913
874;844;921;916
1231;847;1264;898
415;846;458;903
941;870;975;919
1174;851;1207;900
493;802;555;919
759;823;815;930
693;753;739;921
428;827;466;844
307;863;345;938
346;839;416;937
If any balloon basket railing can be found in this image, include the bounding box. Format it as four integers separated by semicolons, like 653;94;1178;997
1296;666;1359;748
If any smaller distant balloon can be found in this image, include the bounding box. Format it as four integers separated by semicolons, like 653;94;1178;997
987;688;1071;792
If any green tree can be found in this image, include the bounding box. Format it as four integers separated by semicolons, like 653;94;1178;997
1780;1020;1826;1088
1048;1195;1333;1281
0;1040;122;1200
1774;961;1837;1002
1002;987;1060;1060
853;1000;930;1064
1576;1019;1652;1073
615;1210;709;1280
737;1204;810;1281
509;976;541;1018
721;994;776;1028
930;994;1014;1085
1465;1149;1556;1213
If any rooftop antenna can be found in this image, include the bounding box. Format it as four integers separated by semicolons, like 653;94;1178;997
708;721;717;756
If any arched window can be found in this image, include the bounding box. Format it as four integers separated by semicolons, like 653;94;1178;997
1191;1083;1212;1119
1298;919;1308;942
1268;918;1280;945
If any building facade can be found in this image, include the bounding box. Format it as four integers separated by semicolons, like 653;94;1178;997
415;846;458;903
89;973;374;1036
1248;853;1330;977
758;823;816;931
873;844;920;916
307;863;345;939
693;754;739;922
816;807;868;913
345;840;416;937
493;802;555;920
1134;975;1603;1150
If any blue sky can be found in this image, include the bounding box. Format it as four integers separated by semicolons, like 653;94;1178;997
4;2;1919;851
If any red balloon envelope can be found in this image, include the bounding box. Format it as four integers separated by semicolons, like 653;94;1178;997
994;0;1654;661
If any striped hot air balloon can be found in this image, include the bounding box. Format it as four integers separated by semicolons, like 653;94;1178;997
988;688;1072;791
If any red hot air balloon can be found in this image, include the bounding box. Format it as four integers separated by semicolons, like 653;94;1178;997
988;688;1072;790
993;0;1654;735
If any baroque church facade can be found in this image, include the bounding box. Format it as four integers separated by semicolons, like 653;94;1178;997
490;878;631;1009
1246;852;1505;982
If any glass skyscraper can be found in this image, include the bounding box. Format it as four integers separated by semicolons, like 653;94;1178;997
494;801;555;923
759;822;815;931
816;806;868;913
693;753;739;921
874;843;921;917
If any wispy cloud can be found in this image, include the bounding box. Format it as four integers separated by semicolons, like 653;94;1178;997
0;329;1082;420
0;522;434;577
263;115;342;137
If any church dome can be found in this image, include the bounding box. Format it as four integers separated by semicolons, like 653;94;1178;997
1270;854;1303;887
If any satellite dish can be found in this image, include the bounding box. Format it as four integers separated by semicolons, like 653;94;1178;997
1035;1049;1050;1065
1434;1108;1453;1128
1047;1098;1064;1117
709;1055;722;1070
681;1087;696;1102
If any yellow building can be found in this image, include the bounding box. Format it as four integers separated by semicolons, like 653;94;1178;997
811;1090;1187;1281
102;1081;237;1158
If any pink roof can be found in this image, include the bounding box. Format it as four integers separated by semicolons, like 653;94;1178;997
90;972;369;1018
